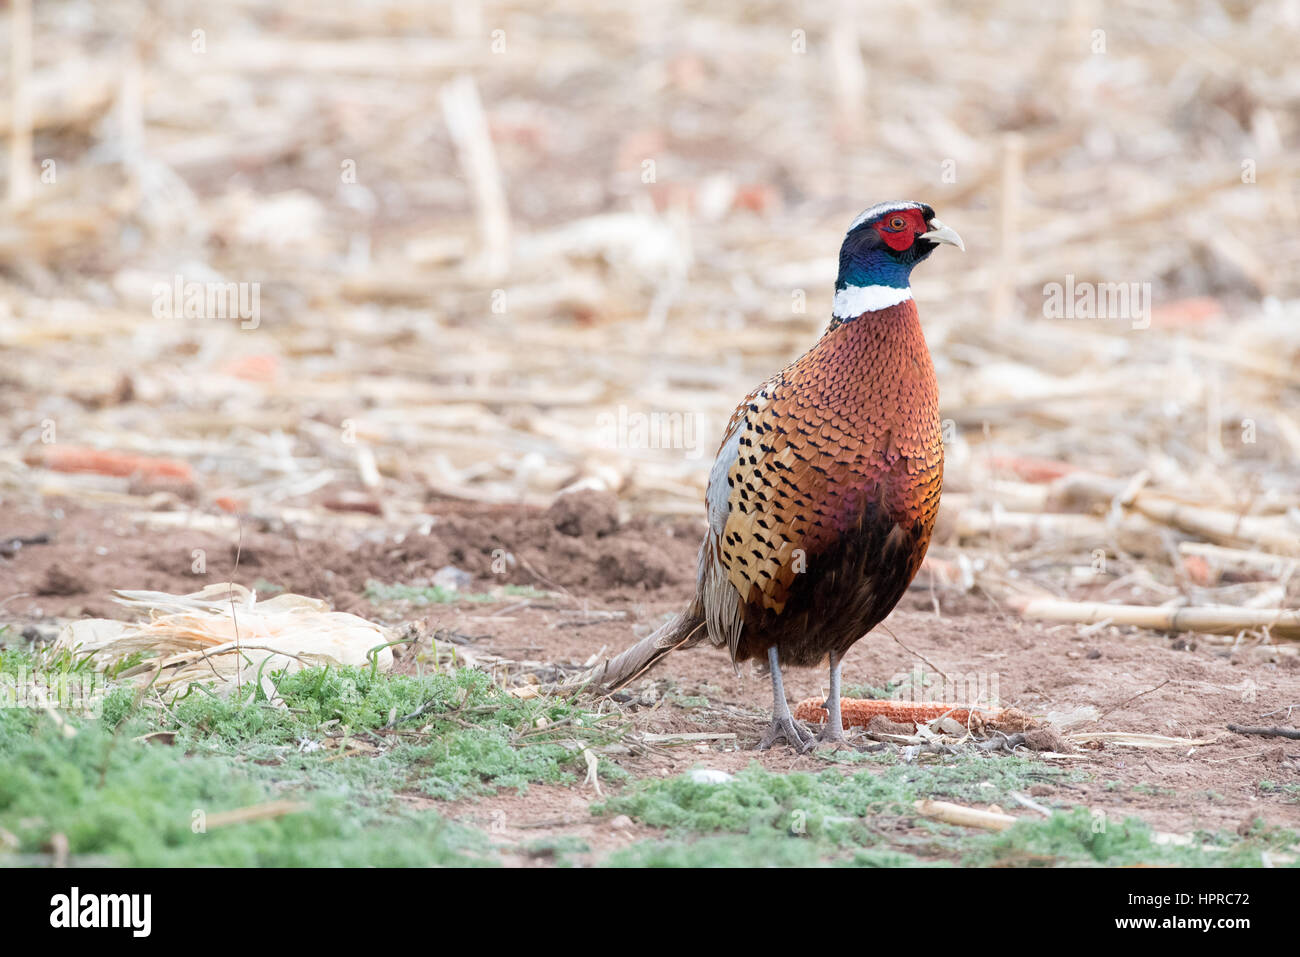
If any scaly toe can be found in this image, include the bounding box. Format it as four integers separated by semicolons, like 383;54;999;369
814;727;852;749
758;715;816;753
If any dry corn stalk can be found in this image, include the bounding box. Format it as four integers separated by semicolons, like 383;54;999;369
1131;498;1300;556
202;800;309;829
914;801;1287;860
1011;597;1300;640
915;799;1017;831
1067;731;1219;748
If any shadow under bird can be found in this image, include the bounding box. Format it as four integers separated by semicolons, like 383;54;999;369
566;202;963;751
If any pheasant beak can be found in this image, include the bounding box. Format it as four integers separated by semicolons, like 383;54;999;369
920;218;965;251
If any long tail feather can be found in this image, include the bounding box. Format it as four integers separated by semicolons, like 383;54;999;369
551;614;705;694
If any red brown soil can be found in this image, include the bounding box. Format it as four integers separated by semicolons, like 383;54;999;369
0;490;696;620
3;490;1299;849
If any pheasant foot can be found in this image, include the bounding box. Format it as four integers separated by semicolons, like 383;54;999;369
758;712;816;752
757;645;816;752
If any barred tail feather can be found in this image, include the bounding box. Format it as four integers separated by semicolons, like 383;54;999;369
552;614;705;694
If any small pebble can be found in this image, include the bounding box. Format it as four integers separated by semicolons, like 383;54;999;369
432;565;473;591
687;768;734;785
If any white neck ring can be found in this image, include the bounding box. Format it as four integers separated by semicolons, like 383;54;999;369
831;284;913;319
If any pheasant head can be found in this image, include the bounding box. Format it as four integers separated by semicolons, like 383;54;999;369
833;201;964;321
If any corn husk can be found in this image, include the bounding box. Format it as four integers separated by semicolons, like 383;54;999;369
54;583;393;700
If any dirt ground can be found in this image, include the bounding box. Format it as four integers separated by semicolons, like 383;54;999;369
4;489;1298;860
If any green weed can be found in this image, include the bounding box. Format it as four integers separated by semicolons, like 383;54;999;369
364;580;550;605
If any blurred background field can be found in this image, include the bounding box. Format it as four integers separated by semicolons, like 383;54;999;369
2;0;1299;615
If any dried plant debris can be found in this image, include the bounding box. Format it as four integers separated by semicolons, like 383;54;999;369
53;583;393;699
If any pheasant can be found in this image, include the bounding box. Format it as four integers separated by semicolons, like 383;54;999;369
568;201;962;750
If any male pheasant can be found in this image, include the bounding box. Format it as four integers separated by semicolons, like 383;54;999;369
568;201;962;750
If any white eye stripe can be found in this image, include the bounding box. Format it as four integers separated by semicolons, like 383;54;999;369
831;284;913;318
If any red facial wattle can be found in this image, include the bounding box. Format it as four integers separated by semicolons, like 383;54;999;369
874;209;929;251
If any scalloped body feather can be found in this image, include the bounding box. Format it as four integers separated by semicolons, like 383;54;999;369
696;297;942;666
571;299;943;689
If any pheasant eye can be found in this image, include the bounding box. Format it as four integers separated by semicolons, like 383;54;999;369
888;216;906;230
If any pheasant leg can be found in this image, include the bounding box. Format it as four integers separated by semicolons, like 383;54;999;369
757;645;815;752
815;650;851;747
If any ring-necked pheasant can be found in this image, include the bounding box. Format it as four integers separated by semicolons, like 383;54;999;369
567;201;962;751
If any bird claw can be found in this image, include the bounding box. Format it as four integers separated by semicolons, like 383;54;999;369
758;714;816;753
813;726;853;749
